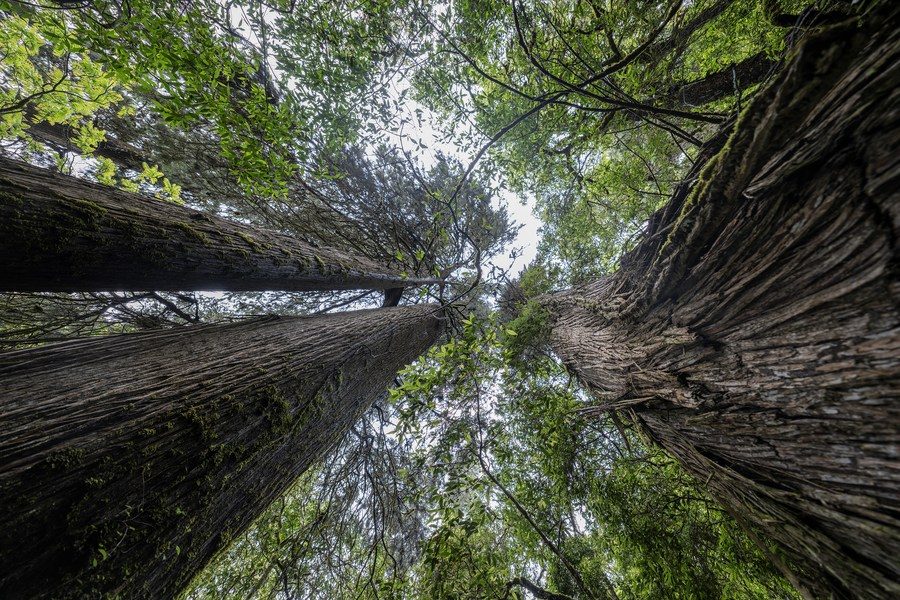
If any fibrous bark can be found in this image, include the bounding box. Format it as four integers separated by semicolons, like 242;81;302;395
0;155;438;292
0;304;444;599
548;9;899;600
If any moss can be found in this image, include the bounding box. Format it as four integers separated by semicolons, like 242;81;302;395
207;442;248;467
313;254;327;273
142;248;170;268
504;300;554;368
172;222;210;246
46;447;85;470
235;231;270;253
181;405;218;443
0;175;28;190
68;199;108;231
261;385;292;435
0;190;25;205
219;527;234;546
115;218;144;239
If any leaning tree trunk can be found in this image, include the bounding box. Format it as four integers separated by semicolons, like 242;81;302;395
0;304;443;599
547;10;899;600
0;155;438;292
22;110;150;172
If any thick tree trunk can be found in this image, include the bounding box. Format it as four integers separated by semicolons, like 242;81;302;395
0;304;444;599
548;11;899;600
0;155;438;292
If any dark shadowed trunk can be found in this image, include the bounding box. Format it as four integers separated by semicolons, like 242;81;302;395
661;51;779;108
0;304;444;599
0;155;438;292
547;12;898;600
24;114;150;172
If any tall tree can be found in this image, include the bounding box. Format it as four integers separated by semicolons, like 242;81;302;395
0;304;444;599
410;0;814;278
544;11;898;599
0;155;438;292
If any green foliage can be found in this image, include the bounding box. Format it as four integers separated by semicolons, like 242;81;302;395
188;313;801;599
503;300;552;365
410;0;807;280
7;0;417;198
0;11;124;148
311;146;518;274
0;8;187;201
517;262;558;298
2;2;824;598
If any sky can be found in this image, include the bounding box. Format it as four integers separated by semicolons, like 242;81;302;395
382;80;542;278
230;3;542;278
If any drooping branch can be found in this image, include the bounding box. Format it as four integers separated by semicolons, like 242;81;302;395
501;576;576;600
31;121;150;170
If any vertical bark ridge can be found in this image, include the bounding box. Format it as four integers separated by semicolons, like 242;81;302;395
549;9;899;599
0;304;444;599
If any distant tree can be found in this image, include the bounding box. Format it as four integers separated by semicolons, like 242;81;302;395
0;304;443;599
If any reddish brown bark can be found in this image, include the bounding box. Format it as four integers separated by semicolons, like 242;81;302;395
0;304;444;599
548;11;899;600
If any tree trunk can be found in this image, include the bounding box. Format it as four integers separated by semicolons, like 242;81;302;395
23;111;151;172
660;51;779;108
0;304;444;599
547;10;899;600
0;155;438;292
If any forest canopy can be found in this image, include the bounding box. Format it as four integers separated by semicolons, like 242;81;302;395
0;1;897;600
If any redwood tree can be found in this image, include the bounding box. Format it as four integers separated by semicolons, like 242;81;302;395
546;12;899;600
0;304;444;599
0;155;438;292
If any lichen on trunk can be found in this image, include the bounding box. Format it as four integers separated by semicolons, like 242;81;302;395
547;9;899;600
